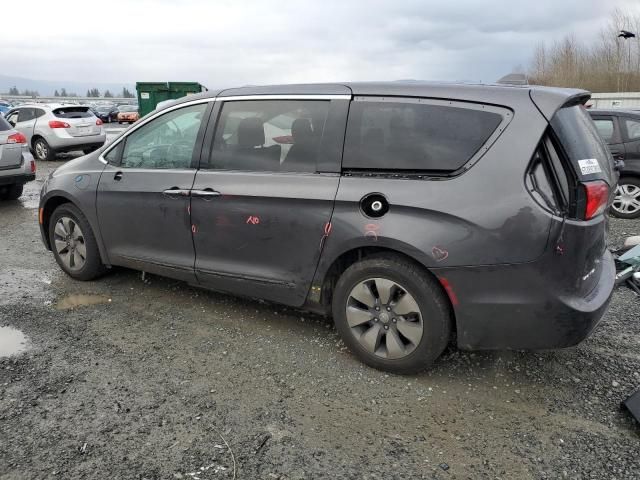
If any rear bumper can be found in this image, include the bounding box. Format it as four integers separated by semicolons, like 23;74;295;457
434;250;616;350
0;173;35;186
46;132;106;151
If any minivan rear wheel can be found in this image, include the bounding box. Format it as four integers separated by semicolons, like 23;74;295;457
49;204;107;281
332;254;452;374
611;177;640;219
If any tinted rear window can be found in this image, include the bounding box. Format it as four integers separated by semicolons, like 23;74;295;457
343;99;503;172
0;115;11;131
53;107;93;119
551;105;614;182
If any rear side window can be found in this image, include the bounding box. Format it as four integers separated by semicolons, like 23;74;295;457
18;108;35;122
53;107;93;119
623;118;640;141
209;100;330;173
550;105;614;183
0;115;11;131
343;98;504;172
592;118;614;143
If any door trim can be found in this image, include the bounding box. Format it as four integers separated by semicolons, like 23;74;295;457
196;267;296;288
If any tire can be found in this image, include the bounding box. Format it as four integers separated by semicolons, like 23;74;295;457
0;184;23;200
332;254;452;374
33;137;55;161
611;177;640;219
48;203;107;281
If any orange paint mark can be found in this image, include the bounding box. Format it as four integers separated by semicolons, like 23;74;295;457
438;277;459;306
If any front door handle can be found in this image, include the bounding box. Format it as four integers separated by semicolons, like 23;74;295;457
191;188;222;199
114;171;123;181
162;187;190;198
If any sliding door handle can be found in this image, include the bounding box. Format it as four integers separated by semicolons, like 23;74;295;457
191;188;221;199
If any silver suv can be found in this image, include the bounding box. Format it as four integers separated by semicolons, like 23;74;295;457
0;114;35;200
4;104;106;161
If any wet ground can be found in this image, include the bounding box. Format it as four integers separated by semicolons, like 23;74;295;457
0;156;639;479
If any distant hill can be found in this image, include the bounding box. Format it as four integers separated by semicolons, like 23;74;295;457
0;74;135;97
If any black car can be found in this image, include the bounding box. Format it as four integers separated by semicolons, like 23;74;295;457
93;105;119;123
38;82;616;373
589;109;640;218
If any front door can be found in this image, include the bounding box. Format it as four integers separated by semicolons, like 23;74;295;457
190;98;348;306
97;102;211;281
592;115;625;162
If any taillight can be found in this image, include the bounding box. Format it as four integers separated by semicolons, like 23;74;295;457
30;160;36;173
7;132;27;144
96;119;103;126
48;120;70;128
582;180;609;220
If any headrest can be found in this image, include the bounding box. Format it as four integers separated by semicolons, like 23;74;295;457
238;117;265;147
292;118;313;141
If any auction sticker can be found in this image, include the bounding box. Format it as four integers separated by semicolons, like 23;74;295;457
577;158;602;175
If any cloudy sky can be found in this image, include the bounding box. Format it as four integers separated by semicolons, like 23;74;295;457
3;0;640;89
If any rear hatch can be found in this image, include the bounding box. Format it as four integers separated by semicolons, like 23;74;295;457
52;106;101;137
547;101;615;297
0;115;23;169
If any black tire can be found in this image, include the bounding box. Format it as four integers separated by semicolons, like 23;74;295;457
611;177;640;219
48;203;107;281
332;254;452;374
0;184;23;200
33;137;55;161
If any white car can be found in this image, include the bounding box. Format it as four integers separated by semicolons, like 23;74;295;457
4;104;106;160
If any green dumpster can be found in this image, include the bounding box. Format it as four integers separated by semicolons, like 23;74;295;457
135;82;207;117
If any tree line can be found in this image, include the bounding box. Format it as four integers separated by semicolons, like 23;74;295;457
3;86;135;98
528;9;640;92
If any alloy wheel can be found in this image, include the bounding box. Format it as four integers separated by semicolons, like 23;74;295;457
53;216;87;271
345;277;424;359
35;140;48;160
612;183;640;216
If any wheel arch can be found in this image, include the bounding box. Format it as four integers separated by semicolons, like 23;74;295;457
41;194;110;266
313;245;457;333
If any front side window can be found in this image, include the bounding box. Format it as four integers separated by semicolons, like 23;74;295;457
120;103;207;169
624;118;640;141
592;118;615;143
209;100;330;173
343;99;503;172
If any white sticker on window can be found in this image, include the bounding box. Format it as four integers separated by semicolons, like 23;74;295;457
578;158;602;175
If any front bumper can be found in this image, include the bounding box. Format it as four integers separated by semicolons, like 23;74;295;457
434;250;616;350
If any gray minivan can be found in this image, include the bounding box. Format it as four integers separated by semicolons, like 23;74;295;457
38;82;617;373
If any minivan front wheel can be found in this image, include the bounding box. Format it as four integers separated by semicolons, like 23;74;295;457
612;177;640;219
332;255;452;374
49;204;106;280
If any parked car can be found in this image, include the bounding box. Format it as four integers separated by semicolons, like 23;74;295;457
589;109;640;218
117;105;140;124
0;100;13;116
4;104;106;160
93;105;119;123
38;82;616;373
0;114;36;200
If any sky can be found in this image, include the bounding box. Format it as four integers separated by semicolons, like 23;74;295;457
3;0;640;89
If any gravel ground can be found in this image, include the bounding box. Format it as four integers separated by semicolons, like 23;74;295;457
0;162;639;479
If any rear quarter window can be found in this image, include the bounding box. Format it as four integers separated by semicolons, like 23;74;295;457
53;107;93;119
343;98;504;172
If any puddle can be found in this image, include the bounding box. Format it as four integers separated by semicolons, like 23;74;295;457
0;326;28;357
55;294;111;310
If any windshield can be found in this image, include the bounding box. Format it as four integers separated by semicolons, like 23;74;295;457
53;106;93;119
